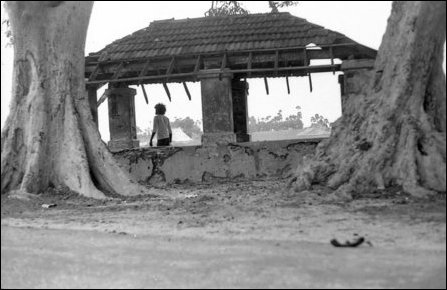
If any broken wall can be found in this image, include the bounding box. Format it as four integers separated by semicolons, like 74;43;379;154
113;139;321;185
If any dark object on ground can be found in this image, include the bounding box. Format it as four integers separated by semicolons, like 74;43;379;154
330;237;365;247
41;204;57;209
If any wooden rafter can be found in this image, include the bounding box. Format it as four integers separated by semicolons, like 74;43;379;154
111;62;125;80
284;57;290;94
88;63;101;81
264;77;269;95
330;46;335;75
163;82;171;102
221;53;227;70
176;64;192;101
97;90;109;107
219;53;227;80
137;59;151;85
274;50;279;75
84;42;376;85
194;55;202;73
140;84;149;104
183;82;191;101
308;73;313;92
247;52;253;78
303;48;309;66
166;56;176;75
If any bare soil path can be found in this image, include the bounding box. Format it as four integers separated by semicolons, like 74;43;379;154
1;179;446;288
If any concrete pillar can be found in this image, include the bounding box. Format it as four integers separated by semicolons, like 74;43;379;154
107;86;139;152
232;79;251;143
339;59;375;114
86;86;98;126
198;69;236;145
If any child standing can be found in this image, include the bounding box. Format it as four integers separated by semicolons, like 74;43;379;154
150;103;172;147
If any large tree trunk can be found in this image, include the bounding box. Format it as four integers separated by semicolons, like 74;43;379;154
291;1;446;198
1;1;148;199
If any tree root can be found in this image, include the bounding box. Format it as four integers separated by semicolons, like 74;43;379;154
290;1;446;199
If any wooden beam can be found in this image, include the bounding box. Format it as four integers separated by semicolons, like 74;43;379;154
111;62;125;80
175;63;191;100
85;41;372;82
166;56;176;75
330;46;335;75
88;63;101;81
85;49;324;74
183;82;191;101
86;64;341;85
308;73;313;93
85;49;341;76
219;53;227;80
221;53;227;69
194;55;202;73
97;90;109;107
247;52;253;78
140;84;149;104
284;56;291;94
303;49;309;66
264;77;269;95
274;50;279;75
229;64;340;75
163;82;171;102
137;59;151;86
165;56;176;83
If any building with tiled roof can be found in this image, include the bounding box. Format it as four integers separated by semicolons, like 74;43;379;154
85;12;377;150
85;12;376;85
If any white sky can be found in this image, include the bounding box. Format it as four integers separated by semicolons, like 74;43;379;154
2;1;395;142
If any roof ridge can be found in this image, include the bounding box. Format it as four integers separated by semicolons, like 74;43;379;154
149;12;298;25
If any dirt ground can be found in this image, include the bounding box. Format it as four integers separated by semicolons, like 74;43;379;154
1;178;446;288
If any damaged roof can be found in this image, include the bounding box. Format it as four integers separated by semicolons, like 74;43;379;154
91;12;375;62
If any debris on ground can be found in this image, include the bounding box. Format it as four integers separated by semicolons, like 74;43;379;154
41;204;57;209
330;237;365;247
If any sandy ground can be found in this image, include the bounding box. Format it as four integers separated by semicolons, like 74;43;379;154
1;179;446;288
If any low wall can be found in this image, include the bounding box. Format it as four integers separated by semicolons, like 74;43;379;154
113;139;322;185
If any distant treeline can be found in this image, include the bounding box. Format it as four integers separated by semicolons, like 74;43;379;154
137;108;330;140
248;107;331;132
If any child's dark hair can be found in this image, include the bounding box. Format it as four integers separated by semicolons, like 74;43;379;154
154;103;166;115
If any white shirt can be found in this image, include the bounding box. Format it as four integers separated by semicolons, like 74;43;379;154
152;115;172;140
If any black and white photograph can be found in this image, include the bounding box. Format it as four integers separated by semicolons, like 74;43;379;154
1;1;446;288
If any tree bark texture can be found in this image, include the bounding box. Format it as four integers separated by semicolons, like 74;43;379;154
291;1;446;198
1;1;147;198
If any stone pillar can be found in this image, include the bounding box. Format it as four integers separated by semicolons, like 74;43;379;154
340;59;375;114
198;69;236;145
87;86;98;126
232;79;251;143
107;86;139;152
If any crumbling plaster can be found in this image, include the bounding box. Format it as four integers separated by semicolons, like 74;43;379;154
113;139;322;185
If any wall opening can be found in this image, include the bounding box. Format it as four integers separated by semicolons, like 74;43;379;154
132;82;203;147
246;60;342;142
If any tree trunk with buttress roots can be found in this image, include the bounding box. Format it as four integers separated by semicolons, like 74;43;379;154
291;1;446;198
1;1;148;199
